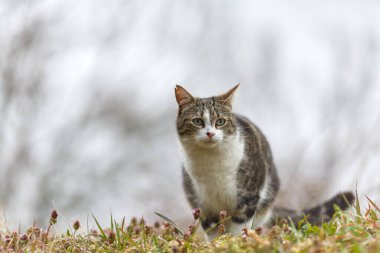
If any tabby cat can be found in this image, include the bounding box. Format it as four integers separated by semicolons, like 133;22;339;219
175;84;354;241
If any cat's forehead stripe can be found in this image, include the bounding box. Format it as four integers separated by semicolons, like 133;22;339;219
201;98;215;119
203;109;211;126
195;99;205;116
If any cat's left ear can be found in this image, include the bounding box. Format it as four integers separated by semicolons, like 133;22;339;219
217;84;240;106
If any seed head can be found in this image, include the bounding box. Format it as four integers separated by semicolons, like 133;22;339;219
73;220;80;231
219;210;227;220
188;224;195;235
51;210;58;219
107;231;115;244
255;226;263;235
144;225;152;235
217;224;226;235
19;234;28;244
154;221;160;229
50;210;58;225
183;232;191;241
134;226;141;235
26;227;33;236
192;208;202;220
4;237;11;246
130;217;137;226
34;228;41;238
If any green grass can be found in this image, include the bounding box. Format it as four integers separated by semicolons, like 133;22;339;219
1;197;379;253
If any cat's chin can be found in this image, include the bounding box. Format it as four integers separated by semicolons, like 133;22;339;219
196;140;220;148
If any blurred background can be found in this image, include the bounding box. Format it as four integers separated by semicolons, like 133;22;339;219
1;0;379;230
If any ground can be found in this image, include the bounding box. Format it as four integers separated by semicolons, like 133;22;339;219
0;195;379;252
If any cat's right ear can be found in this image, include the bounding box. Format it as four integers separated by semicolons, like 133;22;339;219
175;85;194;110
216;84;240;107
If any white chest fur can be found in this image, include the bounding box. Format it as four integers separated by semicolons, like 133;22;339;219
181;135;245;215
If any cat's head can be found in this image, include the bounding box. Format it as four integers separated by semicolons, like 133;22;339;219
175;85;239;148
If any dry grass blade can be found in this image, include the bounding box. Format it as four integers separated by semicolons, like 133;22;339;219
205;216;231;234
355;184;362;216
154;212;184;236
365;195;380;212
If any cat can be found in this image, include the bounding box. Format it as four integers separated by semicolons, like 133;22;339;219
175;84;354;241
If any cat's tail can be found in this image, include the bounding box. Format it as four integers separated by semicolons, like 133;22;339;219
272;191;355;225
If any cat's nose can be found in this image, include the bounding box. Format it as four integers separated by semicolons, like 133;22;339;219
206;131;215;138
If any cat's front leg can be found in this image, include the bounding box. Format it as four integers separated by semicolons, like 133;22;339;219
229;217;254;236
200;216;219;241
230;193;260;234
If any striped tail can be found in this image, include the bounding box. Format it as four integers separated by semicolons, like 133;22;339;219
272;191;355;225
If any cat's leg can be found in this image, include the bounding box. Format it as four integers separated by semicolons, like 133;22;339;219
232;193;260;223
205;230;219;242
182;167;200;208
230;192;260;234
229;217;253;236
201;216;219;242
251;208;272;229
229;208;272;236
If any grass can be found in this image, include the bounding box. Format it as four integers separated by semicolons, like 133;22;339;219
0;197;379;253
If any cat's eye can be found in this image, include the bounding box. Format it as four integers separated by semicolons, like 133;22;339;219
216;118;226;126
192;118;204;126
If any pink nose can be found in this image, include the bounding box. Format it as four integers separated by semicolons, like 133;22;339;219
206;131;215;138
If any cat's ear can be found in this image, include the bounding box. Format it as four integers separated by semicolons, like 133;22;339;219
217;84;240;106
175;85;194;109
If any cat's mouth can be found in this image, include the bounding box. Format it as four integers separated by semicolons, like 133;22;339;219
197;138;220;148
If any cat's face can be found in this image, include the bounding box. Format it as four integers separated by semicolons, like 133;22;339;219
175;85;239;148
